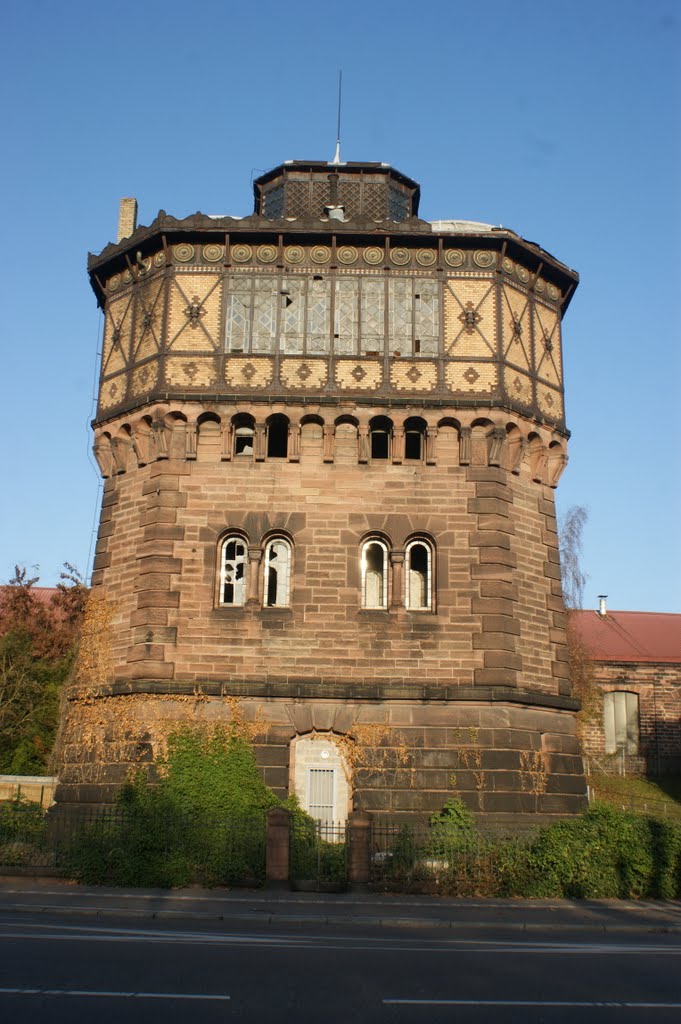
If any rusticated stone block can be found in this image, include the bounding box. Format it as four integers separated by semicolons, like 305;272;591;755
468;497;511;516
483;651;523;671
470;531;512;550
474;668;518;686
133;626;177;645
92;552;111;570
472;632;517;652
466;467;507;484
142;475;181;494
480;581;519;601
136;555;183;574
137;590;180;608
126;643;166;662
478;547;518;568
482;614;521;636
126;660;175;679
130;608;169;627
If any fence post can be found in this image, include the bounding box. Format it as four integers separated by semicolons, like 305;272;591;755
347;810;372;892
266;806;290;889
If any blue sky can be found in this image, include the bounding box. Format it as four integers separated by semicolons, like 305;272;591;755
1;0;679;611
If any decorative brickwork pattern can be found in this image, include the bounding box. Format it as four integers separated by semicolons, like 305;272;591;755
445;362;497;393
335;360;383;390
501;284;533;373
129;362;158;398
167;273;221;351
503;366;533;406
390;361;437;391
280;359;328;389
443;278;496;357
224;357;274;388
166;356;219;388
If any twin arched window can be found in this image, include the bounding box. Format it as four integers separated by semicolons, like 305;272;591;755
360;536;434;611
219;533;433;611
219;534;292;607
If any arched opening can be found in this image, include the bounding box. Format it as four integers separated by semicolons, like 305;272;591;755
264;536;292;607
361;538;389;609
266;414;289;458
219;534;248;606
404;416;427;461
369;416;392;460
232;413;255;456
290;734;351;826
405;538;433;610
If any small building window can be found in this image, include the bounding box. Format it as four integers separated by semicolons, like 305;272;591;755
361;539;389;609
603;691;639;755
267;414;289;458
264;537;292;607
233;414;255;456
404;417;427;461
369;416;392;460
405;540;433;611
219;535;247;606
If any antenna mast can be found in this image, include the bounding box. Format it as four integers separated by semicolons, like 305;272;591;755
332;69;343;164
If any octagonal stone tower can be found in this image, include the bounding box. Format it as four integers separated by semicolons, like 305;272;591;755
58;160;587;826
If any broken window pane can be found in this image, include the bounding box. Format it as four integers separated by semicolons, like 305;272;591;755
265;538;292;607
220;537;247;606
362;540;388;609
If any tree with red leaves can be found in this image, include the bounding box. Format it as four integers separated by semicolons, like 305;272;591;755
0;565;88;774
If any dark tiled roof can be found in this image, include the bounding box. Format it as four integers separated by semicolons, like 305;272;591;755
570;610;681;664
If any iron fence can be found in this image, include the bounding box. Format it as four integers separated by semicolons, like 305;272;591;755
370;822;532;896
0;801;267;885
289;817;347;889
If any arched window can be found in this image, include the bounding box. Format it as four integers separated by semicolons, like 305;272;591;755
219;535;248;606
232;414;255;456
361;538;389;609
604;691;639;755
267;414;289;458
404;416;427;461
264;537;292;607
369;416;392;460
405;539;433;611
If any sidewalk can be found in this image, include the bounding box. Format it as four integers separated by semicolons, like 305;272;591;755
0;877;680;933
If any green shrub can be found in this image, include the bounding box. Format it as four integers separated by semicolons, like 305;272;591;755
66;724;275;887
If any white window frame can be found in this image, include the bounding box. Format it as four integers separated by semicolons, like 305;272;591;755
264;537;292;608
361;539;389;609
603;690;639;755
405;539;433;611
219;535;248;607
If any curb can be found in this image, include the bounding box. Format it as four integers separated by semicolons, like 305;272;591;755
1;902;680;934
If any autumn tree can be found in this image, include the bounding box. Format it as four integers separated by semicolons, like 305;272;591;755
0;564;88;773
558;507;599;732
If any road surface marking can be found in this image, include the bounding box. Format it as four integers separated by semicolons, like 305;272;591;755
384;999;681;1008
0;987;230;1000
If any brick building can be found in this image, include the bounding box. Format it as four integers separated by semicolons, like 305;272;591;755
56;159;588;825
572;606;681;775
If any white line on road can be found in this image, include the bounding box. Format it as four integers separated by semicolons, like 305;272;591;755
0;988;230;1000
384;999;681;1008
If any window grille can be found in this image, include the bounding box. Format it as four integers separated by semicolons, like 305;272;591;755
405;540;432;611
361;539;388;609
262;185;284;218
264;538;292;607
307;768;335;826
220;536;247;606
604;691;639;755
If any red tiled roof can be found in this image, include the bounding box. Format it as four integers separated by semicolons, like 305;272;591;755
569;610;681;664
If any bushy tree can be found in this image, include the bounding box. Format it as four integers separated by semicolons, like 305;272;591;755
0;565;87;773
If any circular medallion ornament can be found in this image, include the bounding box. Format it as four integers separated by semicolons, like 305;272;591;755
516;265;530;283
257;244;277;263
310;245;331;264
122;269;133;284
473;250;496;269
231;244;252;263
534;277;545;293
153;251;166;268
502;257;514;274
174;243;195;263
363;246;384;265
444;248;465;268
337;245;358;265
203;244;224;263
108;274;120;292
548;283;560;300
416;248;436;267
390;247;411;266
284;245;304;264
138;256;152;275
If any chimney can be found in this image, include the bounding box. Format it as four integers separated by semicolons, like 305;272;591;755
597;595;608;617
117;197;138;242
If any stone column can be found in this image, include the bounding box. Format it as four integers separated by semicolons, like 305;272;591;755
390;550;405;611
266;806;290;889
323;424;335;463
426;427;438;465
358;426;370;464
246;547;263;605
347;811;372;891
392;426;404;464
288;424;301;462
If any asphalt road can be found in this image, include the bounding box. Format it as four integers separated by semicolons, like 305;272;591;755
2;905;681;1024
